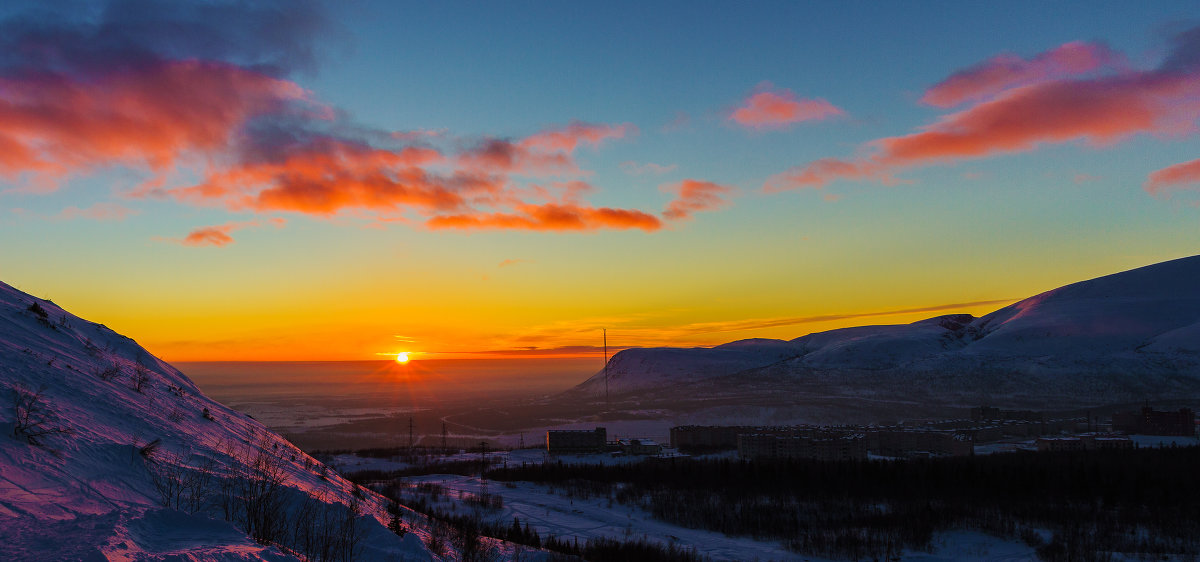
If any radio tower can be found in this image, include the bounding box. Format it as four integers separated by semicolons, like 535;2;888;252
603;328;609;410
408;417;414;449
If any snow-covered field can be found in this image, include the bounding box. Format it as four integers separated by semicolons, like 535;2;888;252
380;470;1048;562
399;472;810;561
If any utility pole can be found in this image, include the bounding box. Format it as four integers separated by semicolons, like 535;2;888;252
441;421;448;451
479;441;489;495
408;417;414;449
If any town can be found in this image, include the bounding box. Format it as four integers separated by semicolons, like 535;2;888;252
544;405;1198;460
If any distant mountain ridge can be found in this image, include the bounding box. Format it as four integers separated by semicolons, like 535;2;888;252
573;255;1200;408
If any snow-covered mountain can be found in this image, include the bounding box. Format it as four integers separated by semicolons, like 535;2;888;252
574;255;1200;408
0;280;438;560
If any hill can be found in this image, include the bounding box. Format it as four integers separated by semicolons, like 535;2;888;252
572;255;1200;410
0;280;440;560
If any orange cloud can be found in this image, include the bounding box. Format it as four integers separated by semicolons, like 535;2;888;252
730;86;843;129
171;139;458;215
661;179;734;220
427;202;662;232
921;41;1120;107
1145;158;1200;196
162;131;679;234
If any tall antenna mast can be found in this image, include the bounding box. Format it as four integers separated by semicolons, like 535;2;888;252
603;328;609;409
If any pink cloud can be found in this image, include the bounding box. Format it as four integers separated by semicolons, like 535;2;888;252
519;121;634;152
661;179;734;220
1145;158;1200;196
730;86;844;129
0;8;720;239
766;32;1200;192
177;218;286;247
0;61;308;190
921;41;1122;108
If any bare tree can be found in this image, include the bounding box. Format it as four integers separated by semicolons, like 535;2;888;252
131;362;151;393
236;437;290;546
10;384;71;446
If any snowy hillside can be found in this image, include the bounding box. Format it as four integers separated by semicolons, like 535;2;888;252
574;255;1200;407
573;338;805;394
0;280;438;560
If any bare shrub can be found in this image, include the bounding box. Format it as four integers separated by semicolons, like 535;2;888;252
10;384;72;446
94;361;121;382
147;451;218;513
147;451;186;507
139;438;162;460
427;519;451;557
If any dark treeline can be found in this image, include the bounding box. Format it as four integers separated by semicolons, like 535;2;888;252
370;480;706;562
487;448;1200;561
345;459;483;480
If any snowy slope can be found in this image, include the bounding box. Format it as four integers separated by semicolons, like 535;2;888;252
0;280;436;560
572;338;805;394
572;255;1200;406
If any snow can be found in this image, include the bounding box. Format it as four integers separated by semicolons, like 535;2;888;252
570;254;1200;408
0;280;437;560
399;473;801;561
1129;435;1200;448
903;530;1038;561
383;471;1046;562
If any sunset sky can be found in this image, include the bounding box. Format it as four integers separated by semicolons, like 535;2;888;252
2;1;1200;361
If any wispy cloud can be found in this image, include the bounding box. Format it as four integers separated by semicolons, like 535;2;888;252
1145;157;1200;196
667;299;1017;335
620;161;678;175
920;41;1122;107
170;217;286;247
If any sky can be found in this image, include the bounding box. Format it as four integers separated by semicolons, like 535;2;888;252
2;0;1200;362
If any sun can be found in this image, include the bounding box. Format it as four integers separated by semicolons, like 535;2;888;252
395;352;410;364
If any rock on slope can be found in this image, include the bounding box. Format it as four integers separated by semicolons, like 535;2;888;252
573;255;1200;407
0;280;437;560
